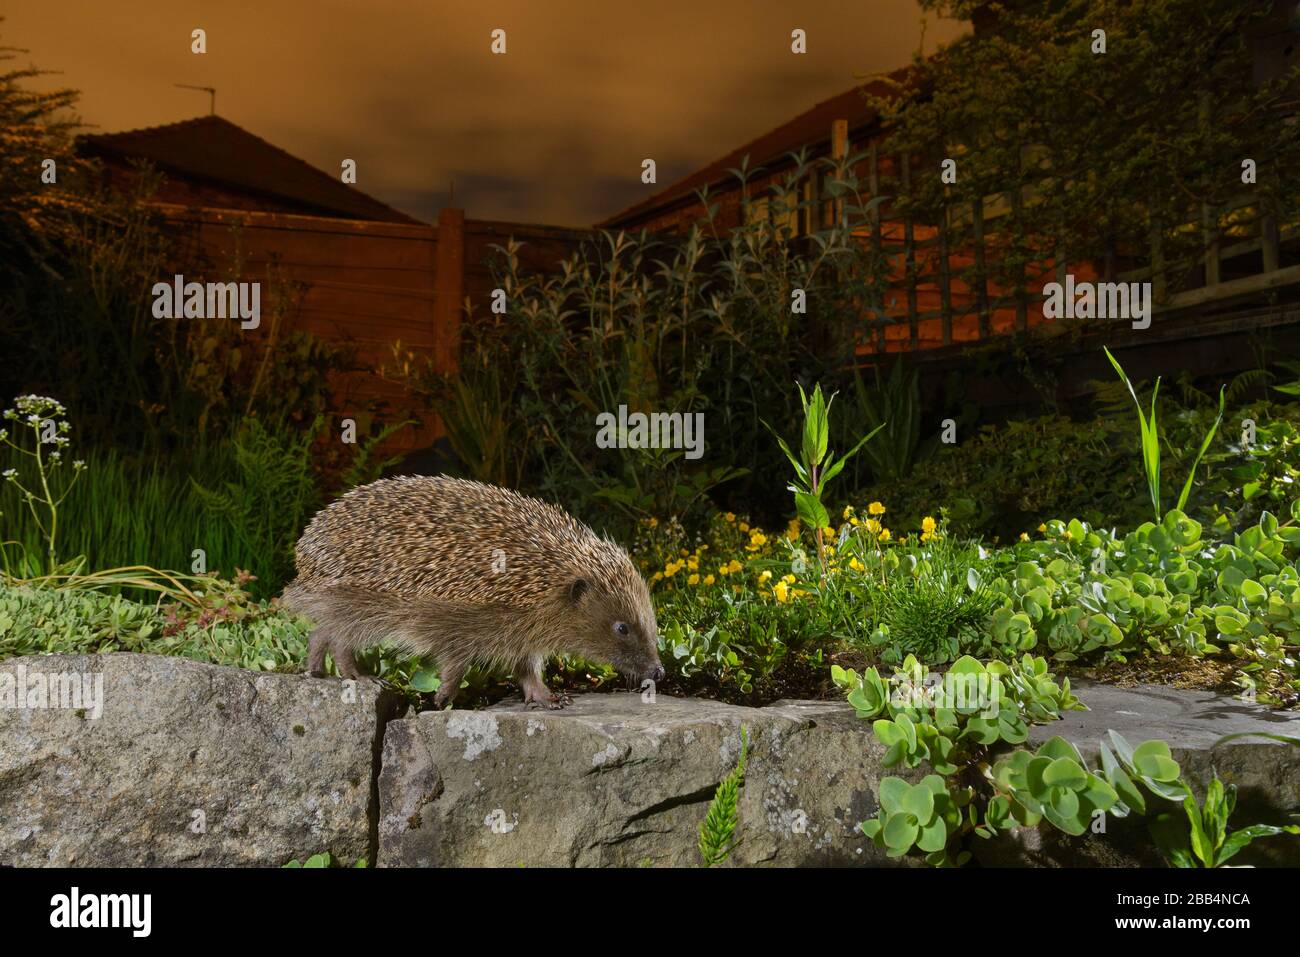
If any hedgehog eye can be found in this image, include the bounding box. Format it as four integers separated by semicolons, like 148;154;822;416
614;621;630;638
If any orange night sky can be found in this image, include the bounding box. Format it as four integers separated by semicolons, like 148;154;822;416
4;0;967;226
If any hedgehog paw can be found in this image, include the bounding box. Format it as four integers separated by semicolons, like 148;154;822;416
523;688;570;710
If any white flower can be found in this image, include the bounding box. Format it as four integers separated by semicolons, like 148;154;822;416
2;468;16;480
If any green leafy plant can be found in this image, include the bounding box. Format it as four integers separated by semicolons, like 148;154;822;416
1149;775;1300;868
698;726;748;867
283;852;368;868
189;417;322;590
839;653;1086;865
870;534;1000;664
765;382;883;574
838;656;1300;867
338;418;415;491
848;358;924;482
1104;347;1225;522
864;774;969;863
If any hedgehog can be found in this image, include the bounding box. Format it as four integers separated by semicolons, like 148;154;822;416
280;475;663;709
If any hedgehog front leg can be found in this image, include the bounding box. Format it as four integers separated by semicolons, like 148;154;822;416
331;640;361;680
519;654;571;709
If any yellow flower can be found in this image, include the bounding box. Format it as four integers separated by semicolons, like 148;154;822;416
750;531;768;547
724;512;736;523
786;518;801;540
868;501;886;516
920;532;933;543
822;526;836;539
739;522;750;533
1019;532;1030;542
687;573;700;586
865;518;881;535
782;574;797;584
646;516;659;528
687;558;699;571
773;581;790;603
850;516;860;526
849;557;865;572
727;559;743;574
759;570;773;583
651;571;663;582
878;528;891;543
703;574;716;586
921;516;937;535
842;504;855;519
1037;523;1047;533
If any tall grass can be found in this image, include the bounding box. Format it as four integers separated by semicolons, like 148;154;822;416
0;446;280;595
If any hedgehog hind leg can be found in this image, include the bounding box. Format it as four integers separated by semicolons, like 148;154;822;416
307;628;330;677
306;627;363;679
432;657;468;709
331;639;362;679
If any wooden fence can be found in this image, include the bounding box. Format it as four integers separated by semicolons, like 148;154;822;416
155;204;592;452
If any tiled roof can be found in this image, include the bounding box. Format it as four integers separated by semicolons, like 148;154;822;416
596;66;919;229
77;115;423;225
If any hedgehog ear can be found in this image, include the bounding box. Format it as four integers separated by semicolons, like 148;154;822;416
568;578;591;603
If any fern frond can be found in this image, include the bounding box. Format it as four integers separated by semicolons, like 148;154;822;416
1224;368;1271;404
698;726;748;867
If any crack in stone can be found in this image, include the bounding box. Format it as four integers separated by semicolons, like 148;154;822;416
624;782;720;825
367;684;406;867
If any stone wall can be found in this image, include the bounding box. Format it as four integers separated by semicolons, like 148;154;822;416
2;654;1298;867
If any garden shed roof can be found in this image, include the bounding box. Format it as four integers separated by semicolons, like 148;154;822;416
596;66;918;229
77;115;423;225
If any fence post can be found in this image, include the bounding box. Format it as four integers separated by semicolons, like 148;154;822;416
869;142;886;353
1149;220;1167;304
937;205;954;345
1262;210;1280;275
434;207;465;374
972;198;991;339
831;118;848;228
1010;186;1027;333
900;154;919;348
